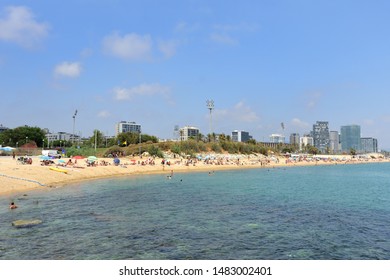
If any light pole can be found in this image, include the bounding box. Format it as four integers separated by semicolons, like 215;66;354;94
206;99;215;141
73;109;78;145
139;130;142;158
94;130;97;153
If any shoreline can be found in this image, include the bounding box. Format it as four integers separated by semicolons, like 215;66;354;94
1;154;388;198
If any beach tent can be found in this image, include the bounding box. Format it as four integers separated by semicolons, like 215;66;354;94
0;146;15;152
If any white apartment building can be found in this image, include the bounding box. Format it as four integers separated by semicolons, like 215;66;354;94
179;126;199;141
115;121;141;136
300;136;314;151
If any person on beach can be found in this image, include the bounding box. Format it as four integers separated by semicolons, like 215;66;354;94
9;202;17;209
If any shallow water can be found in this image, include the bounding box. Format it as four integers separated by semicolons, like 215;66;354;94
1;163;390;259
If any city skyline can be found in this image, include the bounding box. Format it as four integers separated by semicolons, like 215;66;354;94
2;1;390;149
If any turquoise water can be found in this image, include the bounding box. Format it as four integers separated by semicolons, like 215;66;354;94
1;163;390;260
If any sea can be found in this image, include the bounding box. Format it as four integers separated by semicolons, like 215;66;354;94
1;163;390;260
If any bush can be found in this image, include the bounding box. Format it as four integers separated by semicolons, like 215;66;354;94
180;140;200;154
104;145;124;157
148;145;164;158
197;141;207;152
171;144;181;155
211;143;222;153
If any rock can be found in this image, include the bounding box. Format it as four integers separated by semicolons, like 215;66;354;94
12;219;43;228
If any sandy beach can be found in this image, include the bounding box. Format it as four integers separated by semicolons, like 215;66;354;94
0;153;388;198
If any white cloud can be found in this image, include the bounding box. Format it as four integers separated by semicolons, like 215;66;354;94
174;21;200;33
80;48;93;58
214;101;259;123
212;23;260;33
209;22;259;46
98;110;111;118
113;83;171;101
102;32;152;60
0;6;49;48
306;92;322;109
209;33;238;46
54;62;82;78
158;39;179;58
291;118;310;129
233;101;259;122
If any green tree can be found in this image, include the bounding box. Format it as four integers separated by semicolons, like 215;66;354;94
51;140;72;148
211;132;217;142
307;145;319;155
219;133;226;142
147;145;164;158
196;132;204;142
0;126;46;147
89;130;105;148
247;138;257;145
116;132;158;147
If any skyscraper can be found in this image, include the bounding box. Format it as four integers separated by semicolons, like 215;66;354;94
290;133;300;146
329;131;340;154
360;137;378;153
312;121;330;153
340;125;361;152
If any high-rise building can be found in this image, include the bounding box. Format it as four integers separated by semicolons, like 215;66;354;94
179;126;199;141
115;121;141;136
329;131;340;154
360;138;378;153
232;130;252;143
299;135;314;151
340;125;361;152
312;121;330;153
290;133;300;146
269;134;285;143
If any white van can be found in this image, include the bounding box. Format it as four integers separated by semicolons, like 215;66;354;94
42;150;61;158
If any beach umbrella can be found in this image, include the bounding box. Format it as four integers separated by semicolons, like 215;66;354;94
40;155;51;160
58;159;66;163
0;146;15;152
87;156;97;162
73;155;84;159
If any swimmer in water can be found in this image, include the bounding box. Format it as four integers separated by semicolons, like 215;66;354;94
9;202;18;209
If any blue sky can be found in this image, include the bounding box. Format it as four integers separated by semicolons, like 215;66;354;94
1;0;390;149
